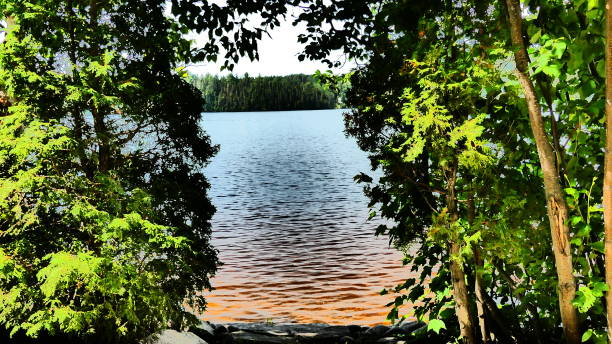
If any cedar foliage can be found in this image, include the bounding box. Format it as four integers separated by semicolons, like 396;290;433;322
0;1;218;343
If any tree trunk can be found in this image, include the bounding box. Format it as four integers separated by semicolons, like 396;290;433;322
474;248;490;343
447;165;476;344
88;0;110;173
0;16;15;115
604;1;612;343
467;181;489;343
504;1;580;343
450;243;476;344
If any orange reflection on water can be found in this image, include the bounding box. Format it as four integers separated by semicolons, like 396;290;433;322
199;238;415;326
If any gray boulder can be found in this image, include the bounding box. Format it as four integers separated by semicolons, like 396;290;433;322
225;323;328;335
318;326;351;337
231;331;297;344
218;333;236;344
215;325;229;335
364;325;390;338
307;325;352;343
383;321;425;337
339;336;355;344
190;321;216;343
397;321;425;334
143;329;208;344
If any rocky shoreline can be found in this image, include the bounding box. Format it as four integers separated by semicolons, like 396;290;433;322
146;321;429;344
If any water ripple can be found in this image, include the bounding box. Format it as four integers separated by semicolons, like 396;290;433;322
199;110;411;326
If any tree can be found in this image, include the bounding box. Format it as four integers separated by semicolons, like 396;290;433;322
285;0;606;342
504;1;579;342
605;0;612;343
3;0;612;343
0;1;218;342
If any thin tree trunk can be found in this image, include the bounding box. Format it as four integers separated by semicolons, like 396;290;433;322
88;0;110;173
447;165;476;344
504;1;579;343
450;243;476;344
92;106;110;172
0;16;15;114
604;1;612;343
467;181;490;343
493;260;543;344
474;249;490;343
67;0;91;178
480;290;519;343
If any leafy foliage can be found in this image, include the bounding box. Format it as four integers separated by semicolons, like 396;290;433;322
267;0;610;342
1;0;612;343
0;1;219;342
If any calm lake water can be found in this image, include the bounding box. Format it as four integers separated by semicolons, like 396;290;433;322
200;109;407;325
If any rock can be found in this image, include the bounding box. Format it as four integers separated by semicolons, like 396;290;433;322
190;321;216;343
383;321;425;337
397;322;425;334
375;337;396;344
218;333;236;344
228;325;241;333
364;325;390;338
304;325;352;343
410;324;427;337
318;326;351;337
231;331;297;344
266;330;291;337
294;332;319;344
339;336;355;344
143;329;208;344
347;325;362;335
215;325;229;335
226;323;328;335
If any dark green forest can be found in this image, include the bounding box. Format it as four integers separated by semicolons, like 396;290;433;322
190;74;339;112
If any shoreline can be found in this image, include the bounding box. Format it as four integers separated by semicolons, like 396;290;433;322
147;321;428;344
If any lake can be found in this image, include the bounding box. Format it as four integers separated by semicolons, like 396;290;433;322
200;109;408;326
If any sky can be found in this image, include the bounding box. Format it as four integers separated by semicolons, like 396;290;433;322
185;16;356;77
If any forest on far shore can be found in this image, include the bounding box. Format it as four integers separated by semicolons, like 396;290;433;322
190;73;342;112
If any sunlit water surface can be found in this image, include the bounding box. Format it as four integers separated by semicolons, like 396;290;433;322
199;109;409;325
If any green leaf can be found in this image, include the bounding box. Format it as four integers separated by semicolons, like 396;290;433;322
592;241;605;253
565;188;580;199
427;319;446;334
596;59;605;78
552;41;567;59
571;216;583;225
582;329;593;342
530;29;542;44
592;282;609;296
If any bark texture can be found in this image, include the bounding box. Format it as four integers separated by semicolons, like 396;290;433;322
467;185;490;343
604;1;612;343
447;166;476;344
474;249;490;343
504;1;579;343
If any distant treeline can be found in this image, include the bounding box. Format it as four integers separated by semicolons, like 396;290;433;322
190;74;340;112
